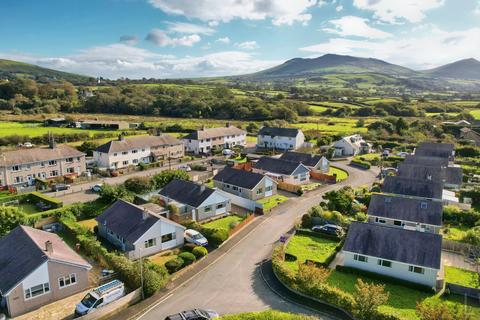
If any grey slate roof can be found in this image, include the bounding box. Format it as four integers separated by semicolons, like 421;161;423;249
343;222;442;269
367;194;442;226
182;126;246;140
415;142;454;159
0;226;90;294
159;179;216;208
279;151;322;167
96;134;182;154
403;155;448;167
397;163;462;186
258;127;300;138
382;176;443;199
213;167;266;190
0;144;85;167
254;156;307;175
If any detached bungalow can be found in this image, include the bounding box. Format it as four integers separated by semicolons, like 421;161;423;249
397;163;463;190
96;200;185;260
0;226;91;318
279;151;330;173
414;142;455;160
381;176;443;201
342;222;442;288
333;134;371;157
459;127;480;146
257;127;305;151
159;179;231;222
367;194;442;234
252;157;310;185
403;155;449;167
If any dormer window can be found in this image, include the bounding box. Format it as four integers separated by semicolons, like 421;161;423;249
384;197;392;203
421;202;428;209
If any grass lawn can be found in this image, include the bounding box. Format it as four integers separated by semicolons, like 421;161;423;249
17;203;41;214
221;310;314;320
203;215;245;231
328;166;349;182
149;253;178;266
326;270;480;319
78;218;98;231
0;190;13;198
301;183;322;191
284;234;339;272
257;194;289;211
354;153;380;161
442;225;469;242
246;136;257;143
445;266;480;288
470;109;480;119
0;121;124;138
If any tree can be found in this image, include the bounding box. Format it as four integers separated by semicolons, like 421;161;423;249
323;187;355;215
0;206;26;236
99;184;134;203
151;170;190;189
353;279;389;319
395;117;408;134
356;119;365;128
77;141;100;157
124;177;152;194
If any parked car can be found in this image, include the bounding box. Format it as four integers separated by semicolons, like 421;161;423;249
222;149;234;156
165;309;219;320
178;165;192;172
51;183;71;192
74;280;125;317
312;224;345;237
185;229;208;247
91;184;103;192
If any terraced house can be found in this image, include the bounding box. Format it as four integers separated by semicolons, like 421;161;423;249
182;124;246;154
0;141;86;188
256;127;305;151
93;134;184;170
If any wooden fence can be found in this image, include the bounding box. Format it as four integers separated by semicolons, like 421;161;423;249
310;171;336;183
229;214;255;236
277;181;301;193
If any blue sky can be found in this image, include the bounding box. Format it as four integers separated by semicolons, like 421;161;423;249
1;0;479;79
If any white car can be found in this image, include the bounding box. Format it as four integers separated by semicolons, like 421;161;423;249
91;184;103;192
75;280;125;317
178;165;192;172
222;149;234;156
185;229;208;247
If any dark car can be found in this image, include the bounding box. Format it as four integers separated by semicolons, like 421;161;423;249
51;184;71;192
165;309;219;320
312;224;345;237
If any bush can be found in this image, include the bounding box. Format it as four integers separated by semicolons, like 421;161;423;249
350;159;371;169
151;170;190;189
165;257;184;274
192;246;208;258
124;176;152;194
29;192;63;208
182;243;197;252
178;252;196;266
205;228;229;247
443;205;480;228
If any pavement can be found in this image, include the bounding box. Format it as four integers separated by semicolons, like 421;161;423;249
114;162;379;320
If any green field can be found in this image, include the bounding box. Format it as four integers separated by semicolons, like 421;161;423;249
293;117;370;134
203;215;244;231
445;266;479;288
284;234;339;272
470;109;480;119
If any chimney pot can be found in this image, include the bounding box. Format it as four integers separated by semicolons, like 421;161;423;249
45;240;53;253
142;209;150;220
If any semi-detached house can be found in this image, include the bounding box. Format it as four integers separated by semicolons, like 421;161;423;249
182;124;246;155
0;142;86;188
93;134;184;170
257;127;305;151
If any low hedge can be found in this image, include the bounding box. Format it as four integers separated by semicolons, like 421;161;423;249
29;192;63;208
350;159;371;169
178;252;196;266
182;220;230;247
336;265;435;293
165;257;185;273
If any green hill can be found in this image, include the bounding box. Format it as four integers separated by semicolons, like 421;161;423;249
0;59;91;84
422;58;480;80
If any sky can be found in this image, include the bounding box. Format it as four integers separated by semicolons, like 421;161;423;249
1;0;480;79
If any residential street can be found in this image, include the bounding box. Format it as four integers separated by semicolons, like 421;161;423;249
125;162;379;320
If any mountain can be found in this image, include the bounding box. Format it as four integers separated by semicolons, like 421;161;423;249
422;58;480;80
0;59;91;84
242;54;417;80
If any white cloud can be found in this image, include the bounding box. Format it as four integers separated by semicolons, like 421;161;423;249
146;29;201;47
235;41;259;50
166;22;215;35
148;0;317;25
215;37;231;44
475;1;480;15
353;0;445;24
119;35;139;45
300;26;480;69
335;5;343;12
0;45;279;79
322;16;392;39
317;0;328;7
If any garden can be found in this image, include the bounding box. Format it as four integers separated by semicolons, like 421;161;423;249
444;266;480;288
203;215;245;232
257;194;289;211
327;166;349;182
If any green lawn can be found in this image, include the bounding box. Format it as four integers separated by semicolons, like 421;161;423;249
246;136;257;143
354;153;381;160
328;166;349;182
257;194;289;211
470;109;480;119
17;203;41;214
203;215;244;231
284;234;339;272
0;121;124;138
442;225;469;242
221;310;314;320
327;270;480;319
301;182;322;191
149;253;178;266
445;266;480;288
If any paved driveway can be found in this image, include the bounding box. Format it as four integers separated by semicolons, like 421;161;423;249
126;163;378;320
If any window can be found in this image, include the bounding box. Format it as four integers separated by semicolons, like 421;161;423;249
161;233;175;243
24;283;50;300
384;197;392;203
375;217;386;224
40;162;45;167
133;159;138;164
409;266;424;274
58;274;77;288
66;157;73;163
265;186;272;192
377;259;392;268
216;203;224;209
144;238;156;248
142;148;145;152
113;153;118;157
353;254;368;263
232;186;238;191
393;220;404;226
14;176;23;183
204;206;212;213
67;167;75;174
12;165;20;172
122;151;128;155
122;160;129;165
132;150;138;154
257;188;263;194
50;170;59;177
420;202;428;209
48;160;57;166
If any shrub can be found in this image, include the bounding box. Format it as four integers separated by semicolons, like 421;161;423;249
205;228;229;247
350;159;371;169
165;257;184;274
124;176;152;194
0;206;27;236
29;192;63;208
178;252;196;266
192;246;208;258
183;243;197;252
151;170;190;189
142;268;167;297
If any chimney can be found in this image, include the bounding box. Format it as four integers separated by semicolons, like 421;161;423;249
49;133;57;149
45;240;53;254
118;134;125;141
142;209;150;220
155;127;162;136
200;185;206;193
226;122;231;128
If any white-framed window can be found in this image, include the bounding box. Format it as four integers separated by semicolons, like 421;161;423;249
409;266;424;274
48;160;57;166
67;167;75;174
14;176;23;183
144;238;156;248
122;160;129;165
142;148;145;152
353;254;368;263
122;151;128;155
232;186;238;191
421;202;428;209
58;273;77;288
24;282;50;300
393;220;404;226
377;259;392;268
12;165;20;172
265;186;273;192
50;170;59;177
216;203;224;209
40;162;46;167
161;233;175;243
204;206;212;213
132;150;138;154
375;217;386;224
113;153;118;157
257;188;263;194
133;159;138;164
66;158;73;163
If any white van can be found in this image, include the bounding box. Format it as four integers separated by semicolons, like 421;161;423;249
74;280;125;317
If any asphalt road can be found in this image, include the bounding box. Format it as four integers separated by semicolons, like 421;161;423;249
135;162;379;320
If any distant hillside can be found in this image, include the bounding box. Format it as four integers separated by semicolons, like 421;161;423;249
423;58;480;80
242;54;417;80
0;59;91;84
